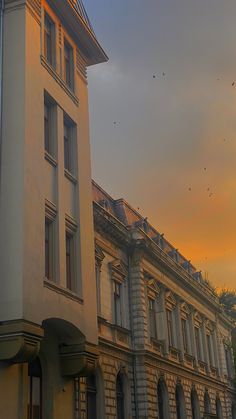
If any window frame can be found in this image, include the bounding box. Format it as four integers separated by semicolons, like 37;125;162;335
63;113;76;176
45;201;57;282
65;215;77;293
44;92;56;159
44;11;56;68
64;37;74;91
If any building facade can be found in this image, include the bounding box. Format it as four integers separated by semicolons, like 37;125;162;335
0;1;235;418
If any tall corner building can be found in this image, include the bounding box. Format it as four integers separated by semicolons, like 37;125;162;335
0;1;107;417
0;1;235;419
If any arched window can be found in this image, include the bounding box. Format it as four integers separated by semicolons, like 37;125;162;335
204;391;211;415
191;388;200;419
27;358;42;419
116;373;125;419
216;397;223;419
175;383;186;419
157;378;170;419
87;374;97;419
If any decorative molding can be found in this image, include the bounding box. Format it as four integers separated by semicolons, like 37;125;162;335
76;49;87;83
0;320;43;363
109;259;128;283
95;243;105;264
65;213;77;235
45;199;57;221
60;342;99;377
165;291;177;309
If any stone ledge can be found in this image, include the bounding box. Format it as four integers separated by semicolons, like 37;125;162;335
60;342;99;377
0;320;44;363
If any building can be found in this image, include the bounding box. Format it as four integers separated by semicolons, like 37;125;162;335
0;1;235;418
92;180;236;419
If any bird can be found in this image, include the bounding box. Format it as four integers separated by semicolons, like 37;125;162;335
207;187;210;192
162;72;166;77
204;167;207;171
188;187;192;191
232;81;235;86
113;121;117;127
209;193;214;198
153;74;156;79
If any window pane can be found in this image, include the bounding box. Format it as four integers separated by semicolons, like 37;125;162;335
45;220;50;279
64;39;74;89
64;122;71;171
66;234;74;290
44;14;55;66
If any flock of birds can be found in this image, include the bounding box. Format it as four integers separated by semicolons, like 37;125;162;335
112;72;234;201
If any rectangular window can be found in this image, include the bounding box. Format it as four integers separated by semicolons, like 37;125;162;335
207;334;213;366
44;95;56;157
166;309;174;347
64;39;74;90
149;298;157;339
66;233;75;291
114;281;122;327
95;263;101;316
44;12;55;67
45;218;54;280
64;116;76;174
181;319;188;353
194;327;201;360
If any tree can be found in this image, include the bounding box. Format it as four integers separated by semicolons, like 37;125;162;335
217;289;236;321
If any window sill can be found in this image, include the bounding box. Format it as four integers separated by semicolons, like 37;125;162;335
45;151;57;167
44;279;83;304
64;169;77;184
41;55;79;106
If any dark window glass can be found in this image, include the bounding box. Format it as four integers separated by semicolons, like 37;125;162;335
66;234;74;290
166;309;173;347
149;298;157;339
204;392;211;414
207;334;213;366
116;374;124;419
64;39;74;89
64;121;71;171
87;375;97;419
181;319;188;353
27;358;42;419
191;390;200;419
194;327;201;360
114;282;122;326
44;13;55;66
45;219;53;279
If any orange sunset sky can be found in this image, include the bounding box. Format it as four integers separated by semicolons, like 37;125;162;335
85;0;236;289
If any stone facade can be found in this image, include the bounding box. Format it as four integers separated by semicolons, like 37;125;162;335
92;180;236;419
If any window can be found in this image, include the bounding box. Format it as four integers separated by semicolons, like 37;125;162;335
194;327;201;361
64;116;76;174
27;358;42;419
225;346;232;378
207;334;213;366
191;389;200;419
95;263;101;315
44;12;55;67
44;94;56;157
116;373;125;419
157;378;170;419
87;375;97;419
114;281;122;326
175;384;186;419
181;319;188;353
64;38;74;90
45;218;54;280
66;233;75;291
149;298;157;339
204;391;211;414
166;309;174;347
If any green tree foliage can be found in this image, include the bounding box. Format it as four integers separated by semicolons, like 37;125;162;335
217;289;236;321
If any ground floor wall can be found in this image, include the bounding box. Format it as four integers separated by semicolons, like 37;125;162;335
0;341;234;419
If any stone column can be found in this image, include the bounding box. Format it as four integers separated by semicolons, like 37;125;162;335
156;288;169;355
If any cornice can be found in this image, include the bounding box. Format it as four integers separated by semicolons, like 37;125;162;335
4;0;41;24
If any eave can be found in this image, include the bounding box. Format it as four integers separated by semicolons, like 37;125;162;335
47;0;108;65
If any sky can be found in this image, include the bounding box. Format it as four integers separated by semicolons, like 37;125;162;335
84;0;236;290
